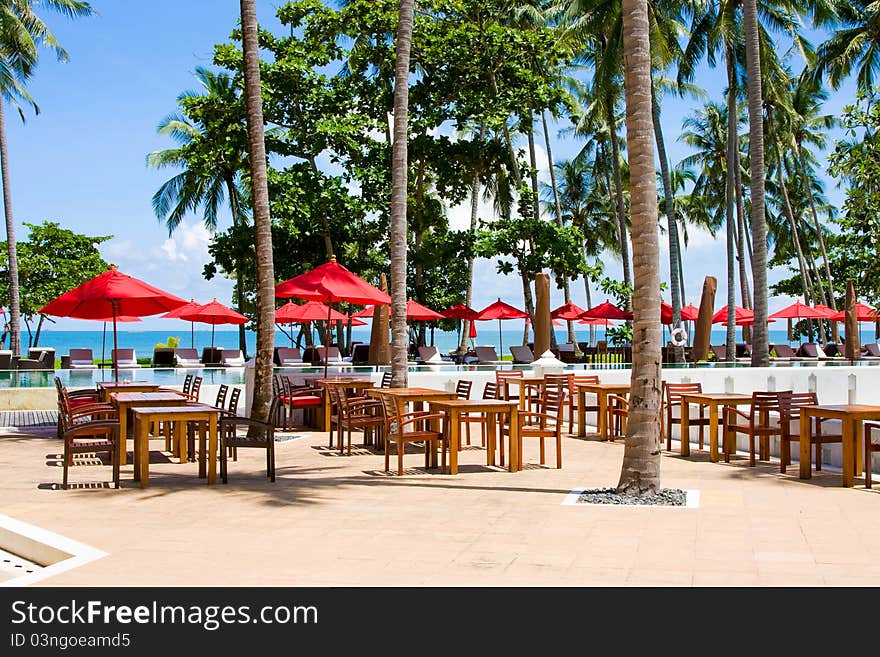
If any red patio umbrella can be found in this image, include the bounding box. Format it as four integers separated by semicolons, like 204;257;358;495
578;300;633;321
353;306;375;318
39;265;188;381
275;257;391;377
769;301;827;320
711;305;754;325
442;304;479;348
475;299;530;357
178;298;249;349
275;300;348;323
404;300;444;321
551;301;586;321
828;302;877;322
161;299;202;349
680;304;700;322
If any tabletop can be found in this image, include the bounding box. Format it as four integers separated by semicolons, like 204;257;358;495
111;391;186;403
680;393;752;403
98;381;158;390
428;399;519;411
368;387;455;397
575;382;631;391
801;404;880;418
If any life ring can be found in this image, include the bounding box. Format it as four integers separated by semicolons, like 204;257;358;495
671;327;688;347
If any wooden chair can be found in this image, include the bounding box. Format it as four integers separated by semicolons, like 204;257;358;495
495;370;523;402
567;374;599;429
864;422;880;488
182;373;194;398
778;391;842;474
606;393;629;440
722;391;786;466
663;382;710;452
225;387;242;461
380;371;392;388
219;396;281;483
377;392;447;475
502;388;565;469
61;419;121;490
279;376;322;430
333;384;384;455
186;376;202;402
460;381;497;449
54;377;105;437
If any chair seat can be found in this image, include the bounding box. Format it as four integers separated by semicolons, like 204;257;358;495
70;438;115;449
285;395;322;407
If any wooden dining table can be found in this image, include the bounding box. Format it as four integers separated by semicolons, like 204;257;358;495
367;387;457;468
428;399;520;474
314;378;375;432
98;381;161;402
131;404;221;488
110;390;189;465
798;404;880;487
573;382;631;440
680;392;752;462
505;376;545;411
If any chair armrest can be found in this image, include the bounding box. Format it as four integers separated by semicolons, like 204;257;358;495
399;413;446;428
69;403;116;417
517;410;559;424
62;420;120;440
219;416;273;431
723;407;750;423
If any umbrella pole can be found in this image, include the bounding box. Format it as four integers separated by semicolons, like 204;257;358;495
324;302;332;380
101;321;106;370
112;303;119;383
211;323;215;349
191;321;194;350
498;319;502;360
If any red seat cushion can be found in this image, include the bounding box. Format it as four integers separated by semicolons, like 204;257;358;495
288;396;322;407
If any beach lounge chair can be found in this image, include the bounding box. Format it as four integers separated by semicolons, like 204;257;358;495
201;347;223;366
220;349;246;367
349;343;370;365
276;347;305;366
556;342;581;363
174;348;202;368
709;345;727;361
799;342;844;361
769;344;798;361
68;348;97;370
474;346;504;364
417;345;444;363
0;350;12;370
861;343;880;360
111;348;141;369
18;349;55;370
316;346;345;365
510;345;535;364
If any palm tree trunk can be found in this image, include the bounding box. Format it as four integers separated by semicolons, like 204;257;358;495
0;99;21;355
390;0;415;388
607;96;633;308
617;0;662;496
583;269;594;345
542;111;576;344
239;0;276;423
774;141;815;311
520;262;535;346
461;124;486;353
226;176;249;358
488;72;523;189
743;0;769;367
798;143;837;310
526;116;540;221
651;85;684;362
725;51;737;361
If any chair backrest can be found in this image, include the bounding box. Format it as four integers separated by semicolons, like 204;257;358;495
569;374;600;395
509;345;534;363
663;381;703;403
799;343;820;358
224;387;240;416
277;347;302;363
215;384;229;409
771;344;798;358
482;381;498;400
69;348;93;362
377;392;400;435
112;348;136;363
350;343;371;364
748;391;784;421
495;370;523;400
779;390;817;418
455;379;472;399
221;349;246;365
380;371;392;388
474;346;500;362
182;373;194;395
190;376;203;402
317;346;343;363
543;373;571;394
541;388;565;423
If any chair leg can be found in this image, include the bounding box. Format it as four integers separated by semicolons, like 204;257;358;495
866;438;873;488
539;437;545;465
221;439;228;484
112;440;120;489
815;441;823;470
780;437;789;473
556;433;562;469
665;416;671;451
384;439;390;473
62;441;70;490
749;435;756;466
398;440;404;476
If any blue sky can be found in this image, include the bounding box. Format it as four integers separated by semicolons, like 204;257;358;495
5;1;857;332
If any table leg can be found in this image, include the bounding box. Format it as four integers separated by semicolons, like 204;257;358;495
135;416;149;488
208;413;217;485
175;421;186;463
855;419;863;476
429;414;439;468
508;407;519;472
449;409;460;475
577;389;586;437
597;392;607;441
519;385;526;412
799;412;811;479
681;400;691;457
118;404;128;466
198;423;207;479
486;411;496;466
842;417;854;487
710;404;721;460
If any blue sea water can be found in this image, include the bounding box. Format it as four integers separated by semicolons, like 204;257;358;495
17;325;880;359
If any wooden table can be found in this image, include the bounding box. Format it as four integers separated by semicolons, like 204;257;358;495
505;376;544;411
574;382;631;440
131;404;220;488
368;388;457;468
799;404;879;486
680;393;752;462
98;381;161;402
110;391;189;465
428;399;520;474
315;378;375;432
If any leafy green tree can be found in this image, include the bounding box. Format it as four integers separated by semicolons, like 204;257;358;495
0;221;109;348
0;0;93;354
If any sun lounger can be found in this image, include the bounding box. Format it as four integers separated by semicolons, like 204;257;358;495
68;348;97;369
510;345;535;364
0;350;12;370
474;345;505;365
220;349;246;367
112;348;141;369
276;346;307;366
799;342;844;361
417;345;445;363
174;348;202;368
349;343;370;365
769;344;799;361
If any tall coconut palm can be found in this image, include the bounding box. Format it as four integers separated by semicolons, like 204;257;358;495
618;0;662;495
148;67;251;356
814;0;880;91
390;0;415;388
238;0;275;423
0;0;93;354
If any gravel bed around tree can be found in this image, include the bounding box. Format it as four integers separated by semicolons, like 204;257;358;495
576;487;688;506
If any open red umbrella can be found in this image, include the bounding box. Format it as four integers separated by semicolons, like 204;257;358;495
275;300;348;323
353;306;375;318
680;304;700;322
828;302;877;322
579;300;633;321
39;265;188;380
178;298;249;349
551;301;586;321
441;304;478;320
475;299;530;357
769;301;827;320
711;305;754;325
161;299;202;349
275;257;391;377
404;300;444;321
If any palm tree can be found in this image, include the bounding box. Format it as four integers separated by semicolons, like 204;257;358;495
147;67;251;356
390;0;415;388
814;0;880;91
0;0;93;354
238;0;275;423
618;0;662;495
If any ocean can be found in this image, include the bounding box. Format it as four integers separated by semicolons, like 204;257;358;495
15;325;879;359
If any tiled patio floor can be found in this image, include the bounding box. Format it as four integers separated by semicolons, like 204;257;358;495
2;423;879;586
